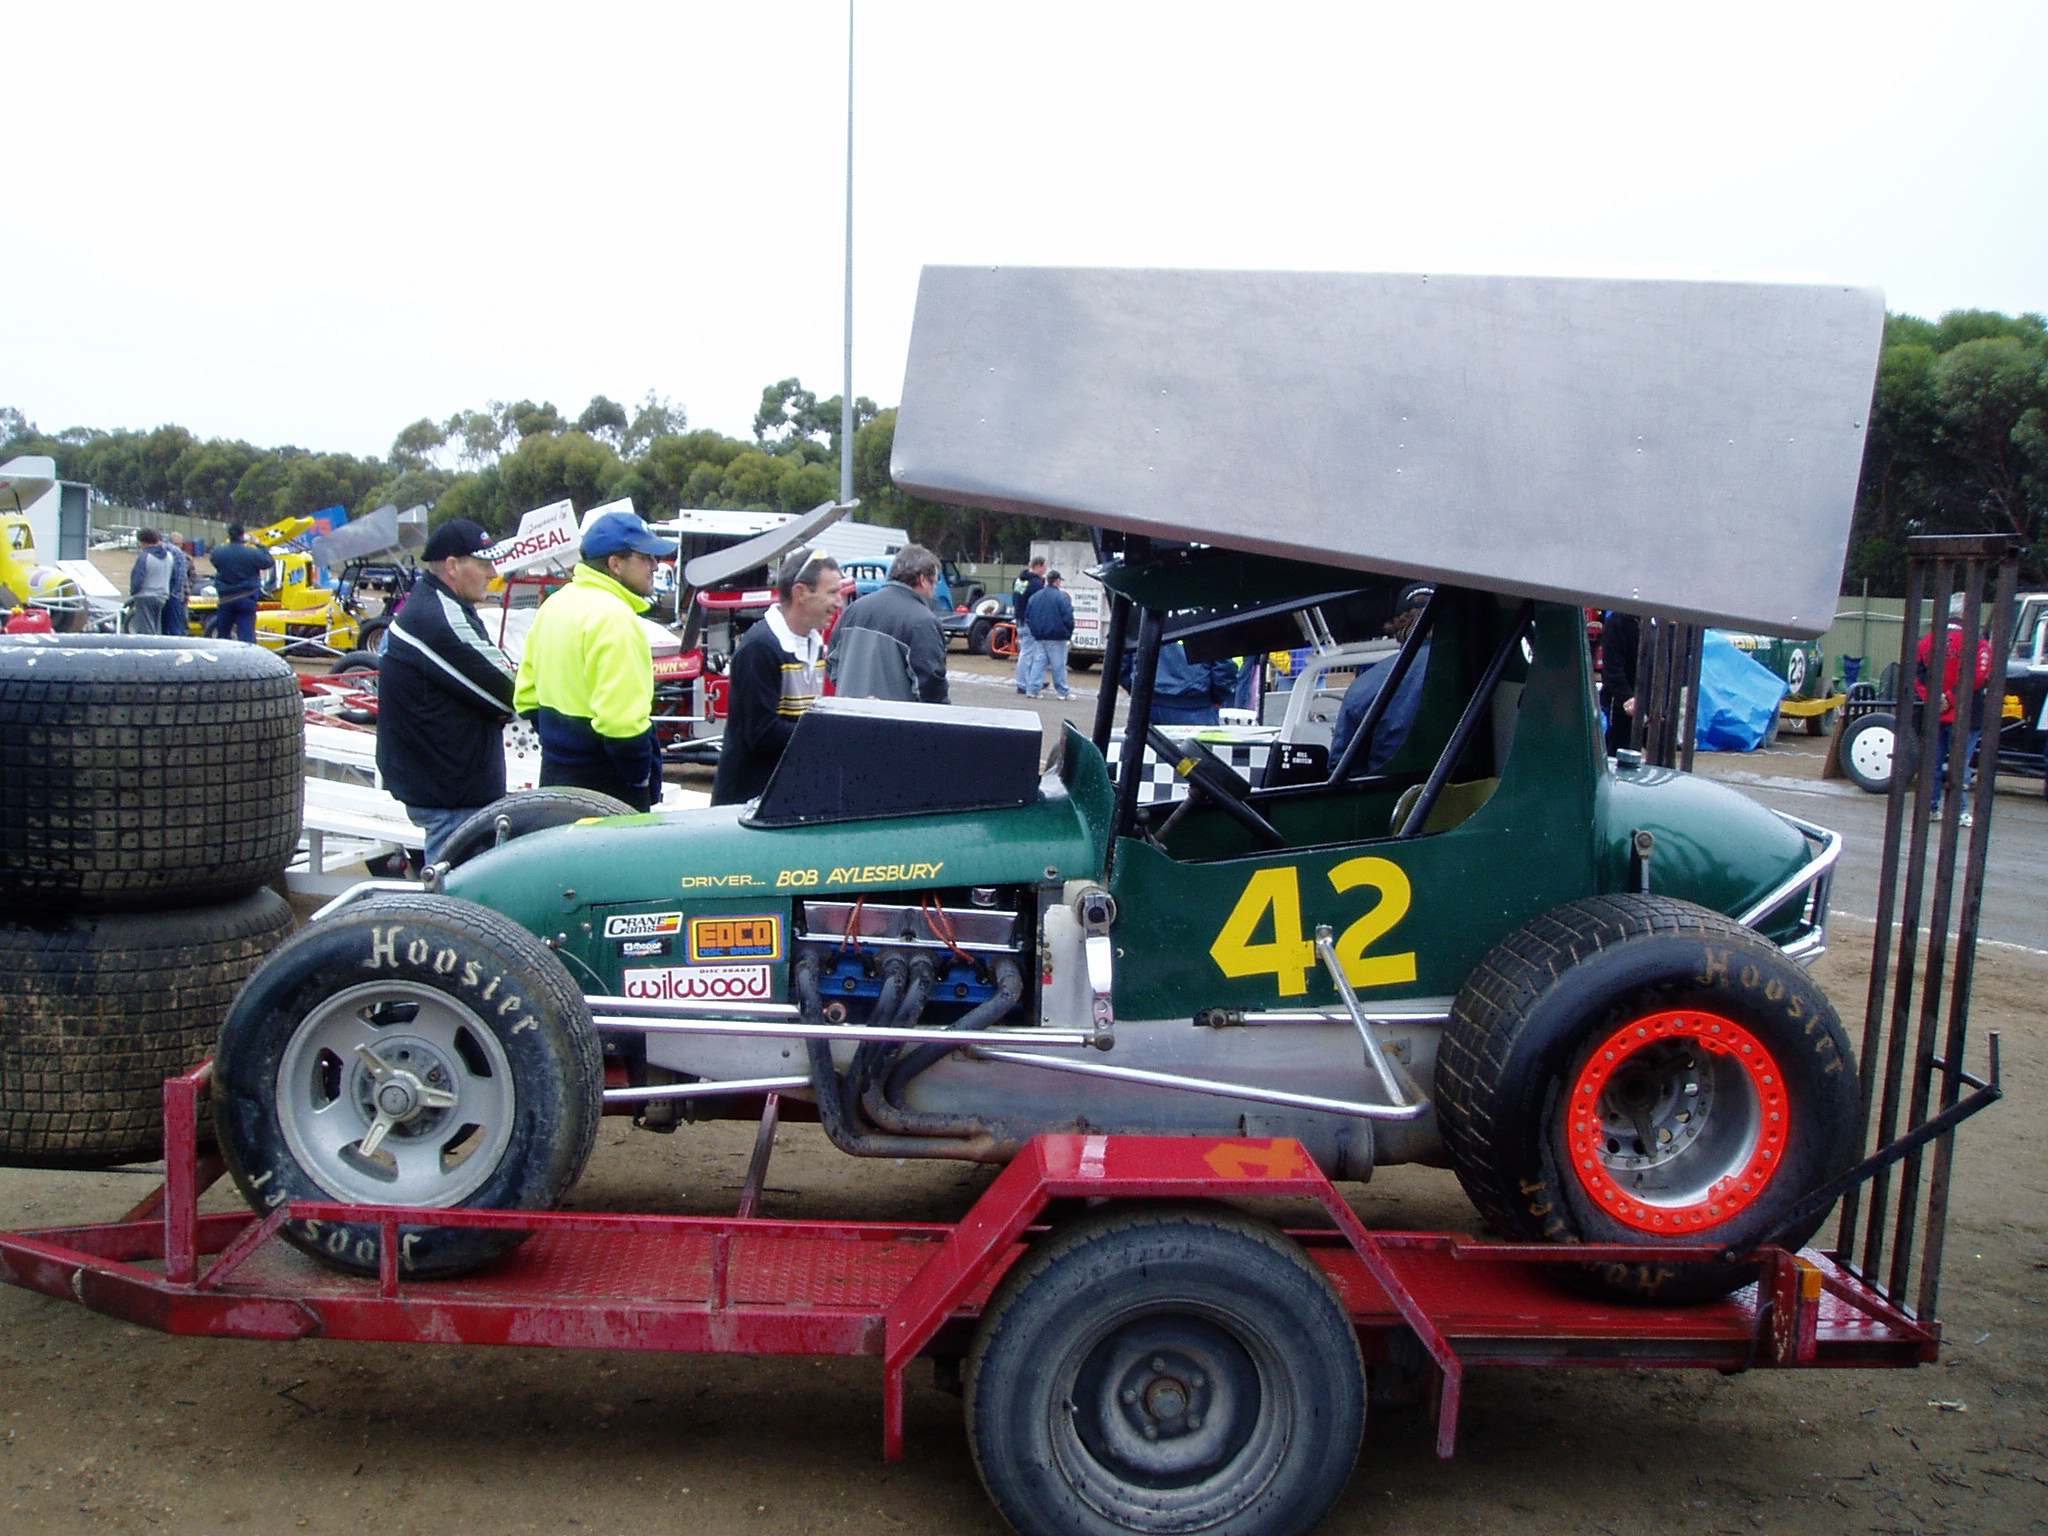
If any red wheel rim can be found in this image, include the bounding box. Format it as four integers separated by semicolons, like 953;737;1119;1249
1565;1009;1789;1233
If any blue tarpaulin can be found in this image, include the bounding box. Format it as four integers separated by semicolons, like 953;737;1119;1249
1698;631;1790;752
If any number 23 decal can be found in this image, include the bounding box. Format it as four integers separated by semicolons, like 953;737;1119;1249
1207;858;1416;996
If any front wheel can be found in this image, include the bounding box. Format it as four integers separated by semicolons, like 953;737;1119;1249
212;896;602;1278
966;1206;1363;1536
1435;894;1860;1302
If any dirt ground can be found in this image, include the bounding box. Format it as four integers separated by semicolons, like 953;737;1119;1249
0;917;2039;1536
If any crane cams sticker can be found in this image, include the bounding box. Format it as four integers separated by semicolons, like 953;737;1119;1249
604;911;683;939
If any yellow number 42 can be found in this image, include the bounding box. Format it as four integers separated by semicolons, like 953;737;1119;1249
1207;859;1417;997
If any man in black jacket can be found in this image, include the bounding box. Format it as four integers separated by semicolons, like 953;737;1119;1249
826;544;949;704
711;548;842;805
375;519;518;864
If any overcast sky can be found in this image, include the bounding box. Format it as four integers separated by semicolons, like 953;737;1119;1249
7;0;2045;463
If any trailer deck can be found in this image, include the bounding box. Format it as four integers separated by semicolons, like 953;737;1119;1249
0;1063;1936;1471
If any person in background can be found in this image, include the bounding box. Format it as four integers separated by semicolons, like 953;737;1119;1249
1600;609;1641;756
828;543;950;704
128;529;174;634
161;535;192;638
513;510;678;813
1022;570;1075;700
1917;590;1994;826
208;522;274;643
711;547;842;805
376;519;518;866
1012;556;1047;694
1330;584;1434;774
1123;642;1240;726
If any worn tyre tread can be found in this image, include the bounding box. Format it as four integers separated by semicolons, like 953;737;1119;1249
0;637;304;911
0;889;295;1167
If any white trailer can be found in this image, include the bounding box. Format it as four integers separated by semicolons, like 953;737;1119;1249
1027;538;1106;665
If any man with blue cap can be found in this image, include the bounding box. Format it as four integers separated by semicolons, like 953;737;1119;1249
514;508;678;812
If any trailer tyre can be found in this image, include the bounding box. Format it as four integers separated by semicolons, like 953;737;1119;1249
0;889;294;1168
1437;894;1860;1303
435;787;639;873
212;896;602;1279
966;1205;1363;1536
0;634;303;911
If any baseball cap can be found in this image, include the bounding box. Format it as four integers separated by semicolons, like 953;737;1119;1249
1397;583;1435;612
582;511;678;560
423;518;495;563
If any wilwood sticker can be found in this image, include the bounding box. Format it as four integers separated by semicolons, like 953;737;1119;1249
623;964;772;1002
603;911;684;939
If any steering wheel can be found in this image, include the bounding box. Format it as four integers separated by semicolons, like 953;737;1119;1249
1146;727;1286;849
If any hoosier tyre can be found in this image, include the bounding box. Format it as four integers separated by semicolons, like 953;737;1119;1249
0;889;294;1168
1436;894;1860;1302
966;1206;1364;1536
212;896;602;1279
0;635;303;912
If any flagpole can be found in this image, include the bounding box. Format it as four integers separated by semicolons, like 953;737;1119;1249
841;0;856;507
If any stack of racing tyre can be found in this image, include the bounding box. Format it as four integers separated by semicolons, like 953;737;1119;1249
0;634;303;1168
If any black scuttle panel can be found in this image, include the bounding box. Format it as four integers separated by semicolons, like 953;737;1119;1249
748;696;1043;827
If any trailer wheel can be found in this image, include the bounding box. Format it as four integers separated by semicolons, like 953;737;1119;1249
1436;894;1860;1303
328;650;380;676
968;617;995;656
966;1205;1363;1536
0;889;294;1168
434;787;639;872
212;896;602;1279
1841;711;1902;794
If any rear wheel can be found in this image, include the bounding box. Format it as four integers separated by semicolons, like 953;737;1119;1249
1436;894;1860;1302
967;1206;1363;1536
435;787;638;872
968;617;995;656
212;896;601;1278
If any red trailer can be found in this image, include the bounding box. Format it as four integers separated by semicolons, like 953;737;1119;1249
0;1038;1995;1536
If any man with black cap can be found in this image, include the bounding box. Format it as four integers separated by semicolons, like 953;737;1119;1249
1330;583;1434;775
513;508;679;813
376;518;518;864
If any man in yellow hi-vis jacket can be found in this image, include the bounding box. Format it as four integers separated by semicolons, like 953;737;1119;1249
513;510;679;812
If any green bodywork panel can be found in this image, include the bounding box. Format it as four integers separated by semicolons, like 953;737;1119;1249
441;590;1817;1017
1106;596;1817;1015
443;734;1114;998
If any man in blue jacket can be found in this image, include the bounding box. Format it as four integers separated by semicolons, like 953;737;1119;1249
1022;571;1075;700
207;523;274;643
376;519;518;864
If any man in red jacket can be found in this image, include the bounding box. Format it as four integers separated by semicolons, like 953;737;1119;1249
1916;592;1994;823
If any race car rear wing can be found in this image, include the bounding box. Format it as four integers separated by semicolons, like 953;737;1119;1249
890;267;1883;639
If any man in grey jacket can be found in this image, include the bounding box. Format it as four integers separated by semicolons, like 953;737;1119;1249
826;544;950;704
128;529;174;633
